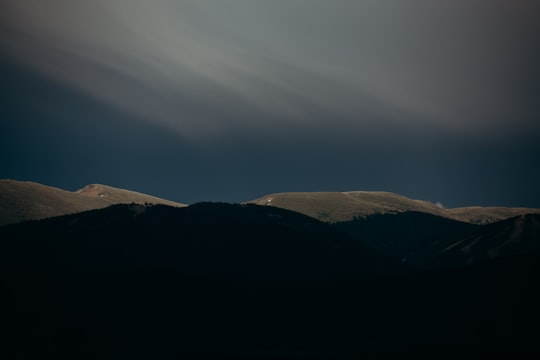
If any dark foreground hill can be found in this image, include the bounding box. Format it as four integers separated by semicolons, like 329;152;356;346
433;214;540;268
335;211;480;266
1;203;539;359
336;212;540;270
0;203;379;280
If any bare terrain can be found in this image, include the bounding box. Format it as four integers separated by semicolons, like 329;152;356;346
445;206;540;224
247;191;540;224
3;180;539;227
0;179;186;225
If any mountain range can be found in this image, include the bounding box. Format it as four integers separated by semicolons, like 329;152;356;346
1;179;540;358
2;179;539;226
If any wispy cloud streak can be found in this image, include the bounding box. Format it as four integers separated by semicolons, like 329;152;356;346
1;0;539;137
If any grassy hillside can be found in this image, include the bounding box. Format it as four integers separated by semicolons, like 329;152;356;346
248;191;448;222
0;179;186;225
446;206;540;224
247;191;540;224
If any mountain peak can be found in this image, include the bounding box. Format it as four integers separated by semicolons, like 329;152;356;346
0;179;186;226
247;191;540;224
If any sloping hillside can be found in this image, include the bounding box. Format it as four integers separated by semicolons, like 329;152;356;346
247;191;448;222
335;211;479;266
75;183;184;207
1;203;538;358
0;202;379;279
247;191;540;224
446;206;540;224
0;179;185;225
335;212;540;269
434;214;540;267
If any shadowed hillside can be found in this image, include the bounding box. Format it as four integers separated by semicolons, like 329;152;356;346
0;179;186;225
335;212;480;267
0;203;382;280
1;203;539;359
335;212;540;270
433;214;540;268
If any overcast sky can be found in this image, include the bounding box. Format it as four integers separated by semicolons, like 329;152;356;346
1;0;539;207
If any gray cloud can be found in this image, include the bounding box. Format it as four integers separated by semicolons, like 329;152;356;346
1;0;539;138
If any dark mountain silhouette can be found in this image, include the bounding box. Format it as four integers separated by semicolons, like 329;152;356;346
335;211;480;267
336;212;540;270
433;214;540;268
0;202;384;280
1;203;539;359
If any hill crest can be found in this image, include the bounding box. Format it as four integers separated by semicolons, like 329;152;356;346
0;179;186;225
246;191;540;224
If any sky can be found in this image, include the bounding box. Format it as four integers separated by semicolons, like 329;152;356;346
1;0;540;207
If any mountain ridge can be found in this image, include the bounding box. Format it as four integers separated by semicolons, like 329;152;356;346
0;179;186;225
2;179;539;226
246;191;540;224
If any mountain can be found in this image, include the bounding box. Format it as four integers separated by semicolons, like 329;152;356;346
247;191;540;224
433;214;540;268
1;203;539;358
0;202;381;279
0;179;186;225
335;211;480;267
335;211;540;269
247;191;449;222
4;181;537;226
445;206;540;224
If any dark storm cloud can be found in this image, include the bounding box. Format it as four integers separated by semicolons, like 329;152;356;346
1;1;540;207
2;57;540;207
1;0;539;137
